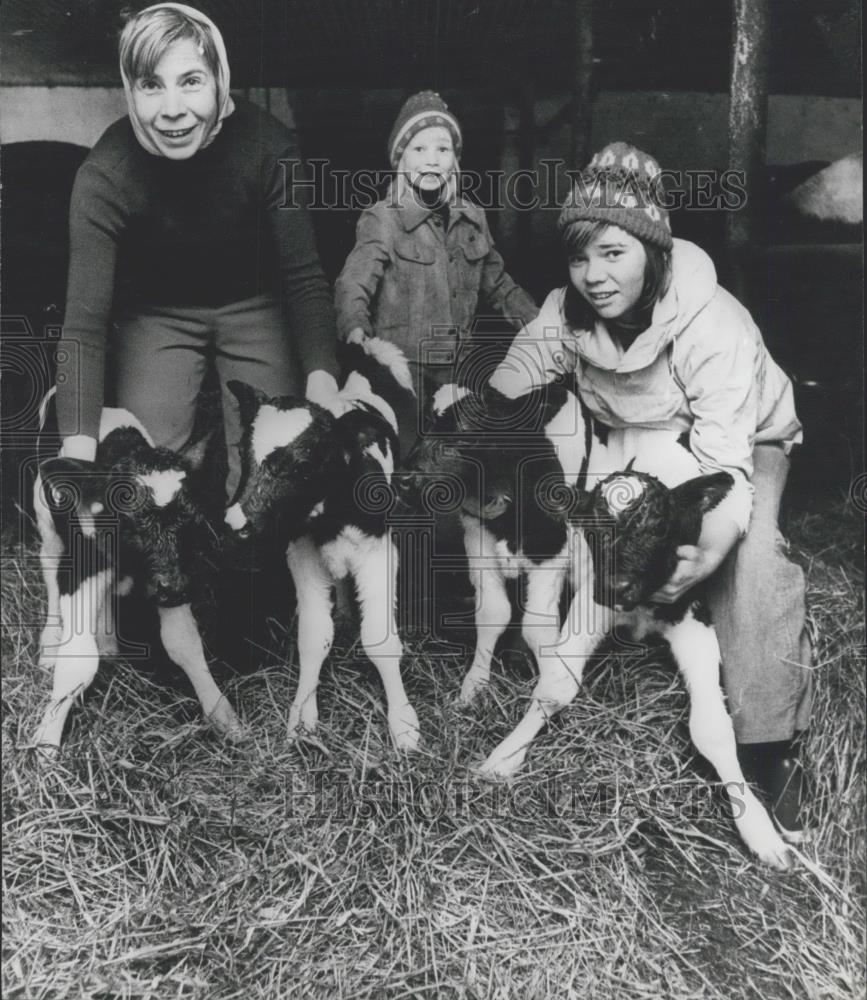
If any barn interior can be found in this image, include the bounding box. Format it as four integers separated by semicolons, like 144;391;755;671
1;0;862;528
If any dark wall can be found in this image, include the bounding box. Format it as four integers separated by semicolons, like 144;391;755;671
1;142;89;538
2;0;861;97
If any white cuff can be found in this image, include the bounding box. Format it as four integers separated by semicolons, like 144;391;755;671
715;473;753;536
60;435;98;462
305;371;342;416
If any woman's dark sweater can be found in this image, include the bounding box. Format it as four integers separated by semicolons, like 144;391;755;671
56;98;338;440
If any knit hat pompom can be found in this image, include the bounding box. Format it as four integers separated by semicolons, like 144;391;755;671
558;142;673;250
389;90;462;169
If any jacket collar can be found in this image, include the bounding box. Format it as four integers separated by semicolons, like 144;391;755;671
571;238;717;372
397;196;481;232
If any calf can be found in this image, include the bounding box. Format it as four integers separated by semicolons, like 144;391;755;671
223;337;419;751
33;395;243;752
405;383;791;868
401;382;599;705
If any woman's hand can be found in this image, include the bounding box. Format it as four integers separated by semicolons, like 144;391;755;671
650;544;723;603
345;327;368;345
650;506;741;604
305;370;349;417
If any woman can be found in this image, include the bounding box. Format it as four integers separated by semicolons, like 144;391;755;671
56;3;342;499
490;142;812;838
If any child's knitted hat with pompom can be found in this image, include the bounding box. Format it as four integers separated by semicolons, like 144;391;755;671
388;90;462;169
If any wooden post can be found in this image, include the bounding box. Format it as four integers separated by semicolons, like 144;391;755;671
570;0;594;169
727;0;769;275
515;79;535;253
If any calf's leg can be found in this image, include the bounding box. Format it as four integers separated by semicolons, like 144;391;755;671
520;557;567;679
159;603;245;740
667;614;790;870
34;477;63;670
459;519;511;705
286;536;334;738
477;576;612;779
37;534;64;671
352;534;419;751
32;570;111;752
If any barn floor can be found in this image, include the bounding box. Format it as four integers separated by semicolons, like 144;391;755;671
1;493;863;1000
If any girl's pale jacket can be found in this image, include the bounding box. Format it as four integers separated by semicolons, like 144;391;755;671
335;194;538;361
489;238;802;532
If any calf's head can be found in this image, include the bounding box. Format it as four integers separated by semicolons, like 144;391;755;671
119;457;207;605
224;380;342;541
397;384;573;520
575;469;734;610
397;385;499;517
39;443;207;607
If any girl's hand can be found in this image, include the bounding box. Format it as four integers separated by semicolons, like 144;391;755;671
651;506;741;604
650;545;722;604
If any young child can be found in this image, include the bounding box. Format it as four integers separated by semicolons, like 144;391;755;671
335;90;538;456
489;142;812;837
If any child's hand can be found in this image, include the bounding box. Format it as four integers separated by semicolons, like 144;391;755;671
650;545;721;604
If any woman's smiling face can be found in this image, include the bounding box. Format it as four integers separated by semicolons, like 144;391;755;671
132;38;218;160
568;225;648;322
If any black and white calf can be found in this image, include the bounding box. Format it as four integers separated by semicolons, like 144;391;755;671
402;382;599;706
33;397;243;752
223;337;420;751
406;383;790;868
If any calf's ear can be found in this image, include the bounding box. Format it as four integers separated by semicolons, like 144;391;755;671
178;429;215;472
38;457;106;515
226;380;268;425
542;481;592;522
430;383;472;419
573;485;595;519
670;471;735;516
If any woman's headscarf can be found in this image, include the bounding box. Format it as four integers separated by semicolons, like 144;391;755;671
119;2;235;158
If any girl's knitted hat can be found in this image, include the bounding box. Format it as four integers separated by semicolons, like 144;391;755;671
388;90;462;168
558;142;673;250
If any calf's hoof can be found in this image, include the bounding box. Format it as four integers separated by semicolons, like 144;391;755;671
754;834;792;871
207;698;247;742
741;821;791;871
31;740;61;764
474;751;521;781
288;699;319;740
734;786;792;870
457;672;489;706
389;705;420;752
